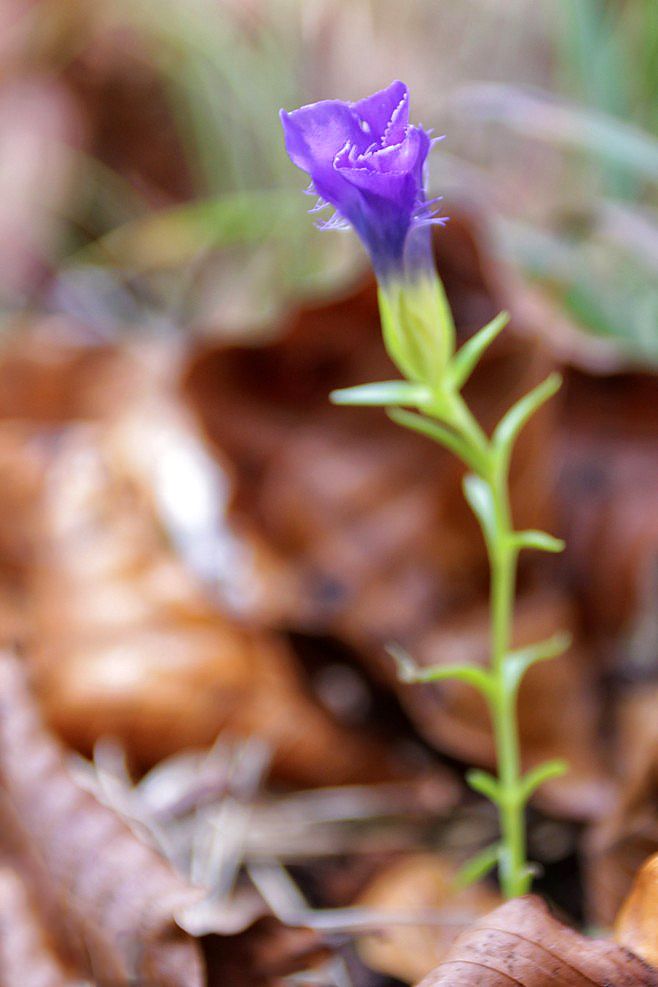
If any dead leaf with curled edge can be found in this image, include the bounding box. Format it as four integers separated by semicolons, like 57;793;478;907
416;895;658;987
0;865;80;987
0;326;182;425
183;211;560;651
616;851;658;971
404;590;613;821
0;332;424;790
25;424;412;788
354;854;500;985
0;650;206;987
0;651;331;986
0;423;50;648
556;370;658;673
203;916;329;987
0;79;81;304
585;687;658;928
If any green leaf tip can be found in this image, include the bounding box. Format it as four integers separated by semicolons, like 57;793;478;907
513;529;566;554
454;843;501;890
330;381;431;407
493;372;563;462
505;631;573;694
386;643;420;683
520;759;569;802
466;769;501;803
451;310;510;390
388;645;494;696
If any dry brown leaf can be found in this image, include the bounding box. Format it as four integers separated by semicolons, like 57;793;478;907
406;590;613;820
65;17;194;203
355;854;500;984
0;651;330;986
416;895;658;986
0;650;205;987
203;916;329;987
0;423;49;647
0;329;161;424
25;423;414;787
0;80;81;302
615;851;658;970
557;371;658;667
586;688;658;927
0;864;80;987
0;334;420;788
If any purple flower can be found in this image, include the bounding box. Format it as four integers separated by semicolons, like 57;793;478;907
280;81;441;282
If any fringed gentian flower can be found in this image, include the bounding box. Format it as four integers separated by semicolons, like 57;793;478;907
280;82;568;903
281;81;454;384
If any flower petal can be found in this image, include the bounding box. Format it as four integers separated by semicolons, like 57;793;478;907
279;101;365;174
352;80;409;142
280;82;438;281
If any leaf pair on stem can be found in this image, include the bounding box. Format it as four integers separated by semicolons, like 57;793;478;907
332;308;568;897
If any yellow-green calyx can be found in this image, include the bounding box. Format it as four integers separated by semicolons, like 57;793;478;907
378;274;455;388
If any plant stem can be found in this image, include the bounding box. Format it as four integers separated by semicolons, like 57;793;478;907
488;462;529;898
445;391;530;898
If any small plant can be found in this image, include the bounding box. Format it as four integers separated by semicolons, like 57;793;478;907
280;81;570;899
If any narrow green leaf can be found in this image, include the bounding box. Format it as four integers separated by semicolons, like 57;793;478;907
466;769;501;803
519;759;569;803
450;311;510;389
387;646;494;697
462;474;497;547
513;529;566;554
504;632;572;693
330;381;431;407
388;409;486;473
454;843;501;890
493;373;563;468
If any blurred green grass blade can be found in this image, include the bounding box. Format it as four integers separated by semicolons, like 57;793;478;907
559;0;630;119
557;0;635;196
78;189;306;269
497;217;658;367
456;85;658;183
121;0;300;195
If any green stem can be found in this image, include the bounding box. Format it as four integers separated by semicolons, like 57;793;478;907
488;463;529;898
445;395;530;898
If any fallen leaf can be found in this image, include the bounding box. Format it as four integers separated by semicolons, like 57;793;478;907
355;853;500;984
615;851;658;971
416;895;658;986
586;687;658;927
0;865;80;986
556;371;658;670
25;422;415;786
0;651;331;986
0;650;206;986
203;915;329;987
65;11;194;203
0;334;419;788
0;80;81;303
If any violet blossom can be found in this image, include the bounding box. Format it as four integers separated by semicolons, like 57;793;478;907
280;81;442;283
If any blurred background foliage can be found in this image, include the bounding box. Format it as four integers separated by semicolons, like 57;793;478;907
0;0;656;361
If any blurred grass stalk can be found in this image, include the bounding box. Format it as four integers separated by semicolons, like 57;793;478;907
443;0;658;364
46;0;658;354
65;0;358;327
